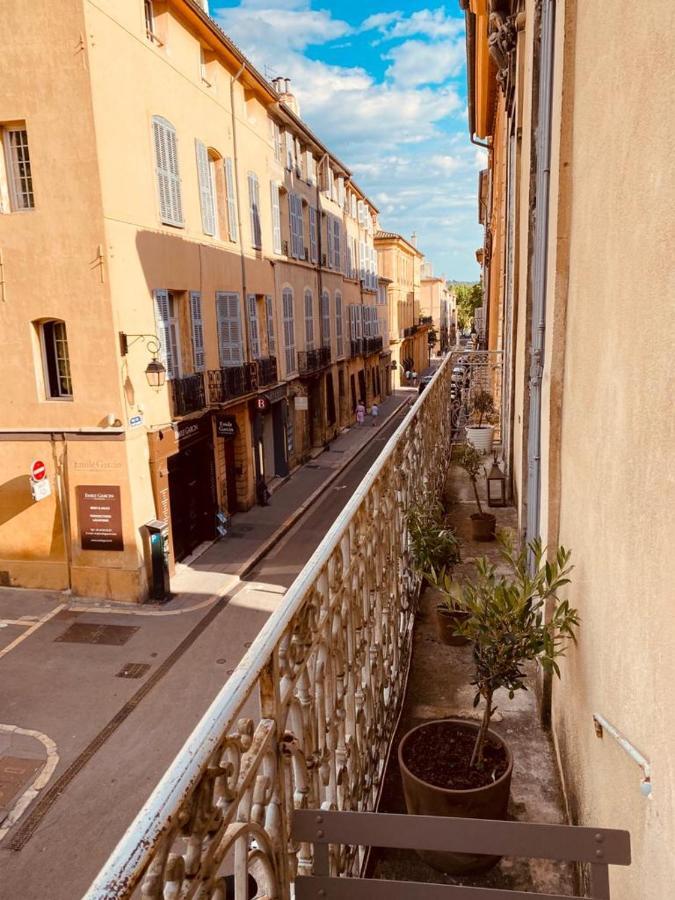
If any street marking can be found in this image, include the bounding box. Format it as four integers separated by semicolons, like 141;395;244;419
0;604;65;662
0;725;59;845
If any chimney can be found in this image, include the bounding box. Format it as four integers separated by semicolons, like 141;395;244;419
272;76;300;117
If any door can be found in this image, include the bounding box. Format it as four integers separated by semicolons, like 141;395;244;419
262;412;275;481
168;440;216;562
223;438;238;514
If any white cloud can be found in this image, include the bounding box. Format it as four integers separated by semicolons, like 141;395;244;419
383;38;465;86
364;6;465;41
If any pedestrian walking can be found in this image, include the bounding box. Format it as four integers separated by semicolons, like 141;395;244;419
371;402;379;426
356;400;365;425
412;370;418;386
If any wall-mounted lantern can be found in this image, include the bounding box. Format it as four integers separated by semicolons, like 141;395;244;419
486;453;507;507
119;332;166;389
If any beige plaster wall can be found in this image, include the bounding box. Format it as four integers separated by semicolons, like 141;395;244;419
547;3;675;898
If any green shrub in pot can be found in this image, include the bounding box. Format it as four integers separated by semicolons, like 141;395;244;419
407;499;461;577
456;444;496;541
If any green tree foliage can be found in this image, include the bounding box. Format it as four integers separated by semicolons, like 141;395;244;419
454;283;483;330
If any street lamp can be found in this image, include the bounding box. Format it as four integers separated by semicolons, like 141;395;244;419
119;332;167;389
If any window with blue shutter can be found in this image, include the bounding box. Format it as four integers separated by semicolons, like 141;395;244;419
195;139;216;236
152;117;183;227
265;295;276;356
248;172;261;248
190;291;205;371
224;158;237;242
153;289;181;379
321;290;330;348
248;294;260;359
304;289;314;350
335;292;344;357
282;288;296;375
270;181;281;254
216;292;243;366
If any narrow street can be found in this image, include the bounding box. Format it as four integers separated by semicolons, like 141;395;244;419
0;392;413;900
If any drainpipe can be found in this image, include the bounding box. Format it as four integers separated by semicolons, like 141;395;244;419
51;434;73;593
229;62;252;364
526;0;556;552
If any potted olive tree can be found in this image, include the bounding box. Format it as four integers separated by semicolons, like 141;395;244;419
426;566;471;647
466;390;495;454
398;534;579;874
457;444;496;541
408;501;463;646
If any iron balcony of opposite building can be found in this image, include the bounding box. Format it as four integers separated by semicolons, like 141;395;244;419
403;324;419;338
419;316;433;326
207;363;258;405
256;356;279;388
363;336;383;356
169;372;207;418
298;346;331;376
350;338;364;357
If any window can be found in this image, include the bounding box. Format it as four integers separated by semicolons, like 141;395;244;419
247;295;260;359
332;218;341;270
2;125;34;211
199;47;212;86
152;116;183;227
190;292;205;371
335;292;343;357
350;193;357;219
304;289;314;350
224;158;237;241
359;240;366;281
153;290;181;379
285;131;295;171
309;206;318;264
39;320;72;399
320;290;330;348
216;292;243;366
289;193;304;259
337;176;345;208
282;288;296;375
195;140;217;236
326;216;334;269
270;182;282;254
295;138;303;176
324;165;335;199
363;305;371;338
265;295;276;356
248;172;261;248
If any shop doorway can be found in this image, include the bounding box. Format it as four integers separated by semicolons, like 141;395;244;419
223;438;238;514
168;439;217;562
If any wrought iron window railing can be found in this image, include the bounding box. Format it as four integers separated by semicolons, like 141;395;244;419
419;315;433;325
350;337;364;357
84;355;456;900
298;345;331;375
364;336;383;355
207;363;258;404
403;324;418;338
257;356;278;387
169;372;206;417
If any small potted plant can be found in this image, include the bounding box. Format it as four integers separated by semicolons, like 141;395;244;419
398;534;579;874
407;500;461;582
466;390;495;454
426;566;471;647
457;444;496;541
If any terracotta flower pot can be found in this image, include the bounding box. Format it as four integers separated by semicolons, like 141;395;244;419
435;604;471;646
398;718;513;874
470;512;496;541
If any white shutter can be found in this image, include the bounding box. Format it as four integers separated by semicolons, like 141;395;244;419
359;241;365;281
363;305;370;338
337;177;345;208
225;158;237;241
152;117;183;227
265;295;276;355
306;150;315;185
326;216;334;269
296;195;304;258
282;288;296;374
285;131;294;170
321;290;330;348
309;206;318;263
335;292;343;357
153;289;180;379
190;291;205;371
248;173;261;248
355;304;363;340
195;139;215;236
273;122;282;162
248;294;260;359
270;181;281;254
349;306;356;342
304;289;314;349
216;291;243;366
333;219;341;270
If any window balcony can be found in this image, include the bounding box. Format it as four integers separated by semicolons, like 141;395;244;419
403;324;419;338
298;345;331;375
363;335;383;355
256;355;278;387
207;363;258;404
419;315;433;325
85;353;626;900
168;372;206;417
350;337;364;357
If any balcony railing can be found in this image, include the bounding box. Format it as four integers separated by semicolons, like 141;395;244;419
419;315;433;325
298;345;331;375
403;324;418;338
85;355;455;900
257;355;278;387
207;363;258;404
169;372;206;417
364;335;383;355
350;337;363;357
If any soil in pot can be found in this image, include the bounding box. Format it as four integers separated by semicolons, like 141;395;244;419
435;605;471;647
471;512;496;541
399;718;513;875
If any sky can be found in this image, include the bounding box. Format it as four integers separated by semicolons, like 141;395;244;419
212;0;485;282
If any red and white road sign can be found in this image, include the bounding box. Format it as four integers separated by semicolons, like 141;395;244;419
30;459;47;481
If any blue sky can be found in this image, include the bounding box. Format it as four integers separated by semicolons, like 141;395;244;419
212;1;485;281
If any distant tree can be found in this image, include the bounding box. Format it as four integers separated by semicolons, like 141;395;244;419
454;283;483;330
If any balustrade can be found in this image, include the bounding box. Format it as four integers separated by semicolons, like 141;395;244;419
298;346;331;376
85;356;456;900
207;363;258;404
169;372;206;417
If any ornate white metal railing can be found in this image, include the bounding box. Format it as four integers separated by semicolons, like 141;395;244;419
448;349;504;445
85;355;455;900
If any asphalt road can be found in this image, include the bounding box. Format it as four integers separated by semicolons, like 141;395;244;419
0;401;410;900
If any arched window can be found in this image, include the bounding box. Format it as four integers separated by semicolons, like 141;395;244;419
38;319;73;399
304;289;314;350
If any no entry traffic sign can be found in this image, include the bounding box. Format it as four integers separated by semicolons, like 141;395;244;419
30;459;47;482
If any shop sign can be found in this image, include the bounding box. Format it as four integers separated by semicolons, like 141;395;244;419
77;485;123;551
215;414;238;440
255;396;270;412
295;396;308;411
129;414;143;428
174;415;209;449
262;384;288;405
